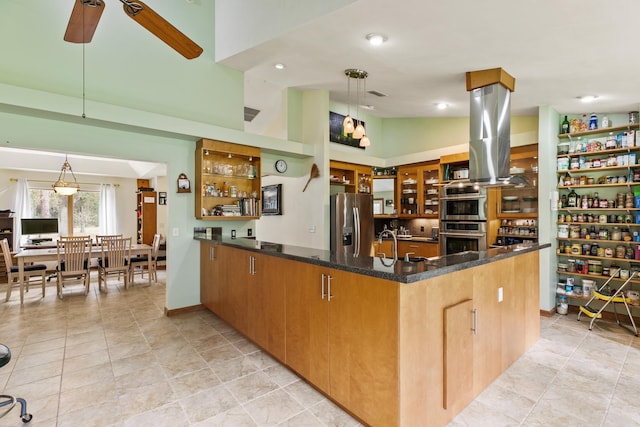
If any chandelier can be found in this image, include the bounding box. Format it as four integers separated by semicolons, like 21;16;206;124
342;69;371;147
52;155;80;196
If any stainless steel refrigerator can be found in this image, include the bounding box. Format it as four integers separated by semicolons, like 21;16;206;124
330;193;374;258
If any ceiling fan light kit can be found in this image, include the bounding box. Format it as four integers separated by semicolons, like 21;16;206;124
64;0;203;59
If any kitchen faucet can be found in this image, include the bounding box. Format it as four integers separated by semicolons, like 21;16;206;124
377;229;398;264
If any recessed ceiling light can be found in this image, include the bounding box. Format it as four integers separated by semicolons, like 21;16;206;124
274;63;286;70
578;95;598;103
366;33;387;46
436;102;448;110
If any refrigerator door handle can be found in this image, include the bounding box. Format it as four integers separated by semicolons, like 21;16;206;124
353;207;360;257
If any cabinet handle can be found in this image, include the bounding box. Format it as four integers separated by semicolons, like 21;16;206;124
327;275;333;301
472;308;478;335
210;247;215;261
321;274;326;299
250;256;256;275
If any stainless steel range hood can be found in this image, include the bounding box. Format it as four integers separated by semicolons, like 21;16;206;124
466;68;525;187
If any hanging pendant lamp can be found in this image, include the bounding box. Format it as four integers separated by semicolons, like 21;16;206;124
53;155;80;196
342;73;355;134
343;69;369;145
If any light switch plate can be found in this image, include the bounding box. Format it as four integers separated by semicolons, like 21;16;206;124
498;287;503;302
172;227;179;237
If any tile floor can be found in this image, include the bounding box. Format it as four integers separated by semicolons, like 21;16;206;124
0;272;639;426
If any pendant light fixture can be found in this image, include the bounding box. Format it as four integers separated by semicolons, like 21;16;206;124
342;73;355;134
52;155;80;196
343;69;371;146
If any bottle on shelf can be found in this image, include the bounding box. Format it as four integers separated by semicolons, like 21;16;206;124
561;115;570;134
567;188;578;208
589;113;598;130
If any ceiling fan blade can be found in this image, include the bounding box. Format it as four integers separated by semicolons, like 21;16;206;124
121;0;203;59
64;0;105;43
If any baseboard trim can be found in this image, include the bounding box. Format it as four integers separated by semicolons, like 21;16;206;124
164;304;204;317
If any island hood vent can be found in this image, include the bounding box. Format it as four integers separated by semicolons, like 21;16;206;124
466;68;526;187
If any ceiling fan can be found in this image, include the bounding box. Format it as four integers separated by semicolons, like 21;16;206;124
64;0;203;59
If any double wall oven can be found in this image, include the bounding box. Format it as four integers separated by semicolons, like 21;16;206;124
440;184;487;255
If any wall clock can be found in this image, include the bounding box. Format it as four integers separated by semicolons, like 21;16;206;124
275;159;288;173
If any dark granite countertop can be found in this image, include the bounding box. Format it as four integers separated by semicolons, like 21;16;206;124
195;234;550;284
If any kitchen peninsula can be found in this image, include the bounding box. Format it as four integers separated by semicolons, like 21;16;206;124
197;235;548;426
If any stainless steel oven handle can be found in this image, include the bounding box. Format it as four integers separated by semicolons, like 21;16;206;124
440;195;487;200
439;232;486;238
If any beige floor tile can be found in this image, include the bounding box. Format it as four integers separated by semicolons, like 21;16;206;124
277;410;325;427
169;368;221;399
123;402;189;427
283;380;326;408
242;388;304;425
58;379;118;415
6;359;63;388
178;384;239;424
308;399;361;427
61;362;114;392
225;371;280;404
63;348;111;373
114;365;166;393
209;355;260;383
192;405;257;427
117;380;176;419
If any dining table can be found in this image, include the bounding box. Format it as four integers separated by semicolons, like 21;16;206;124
13;243;153;304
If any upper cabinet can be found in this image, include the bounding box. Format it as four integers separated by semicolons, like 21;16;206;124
195;139;261;220
440;152;469;183
498;144;539;218
397;160;439;218
329;161;372;195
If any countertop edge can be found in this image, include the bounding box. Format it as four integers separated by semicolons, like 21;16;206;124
195;236;550;284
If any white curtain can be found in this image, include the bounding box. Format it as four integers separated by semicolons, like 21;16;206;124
12;178;32;247
12;178;31;250
99;184;117;235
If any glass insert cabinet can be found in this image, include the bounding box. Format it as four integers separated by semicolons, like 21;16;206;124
195;139;261;219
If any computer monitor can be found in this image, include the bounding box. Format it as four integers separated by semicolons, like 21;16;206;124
20;218;59;243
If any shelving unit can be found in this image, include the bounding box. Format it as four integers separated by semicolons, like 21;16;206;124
495;144;539;246
0;215;14;251
329;161;372;194
439;152;469;183
0;215;13;284
195;139;261;219
421;162;440;218
555;122;640;310
136;191;157;245
397;165;419;218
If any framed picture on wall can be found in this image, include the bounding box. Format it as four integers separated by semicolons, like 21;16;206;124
262;184;282;215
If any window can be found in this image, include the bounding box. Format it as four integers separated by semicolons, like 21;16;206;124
29;188;99;236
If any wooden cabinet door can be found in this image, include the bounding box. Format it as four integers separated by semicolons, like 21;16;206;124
285;262;330;393
443;299;473;412
247;253;286;362
373;240;394;258
397;241;439;258
200;242;214;309
221;246;250;335
472;262;504;394
327;269;399;426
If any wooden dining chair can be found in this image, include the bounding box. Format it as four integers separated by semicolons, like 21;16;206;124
56;236;92;299
95;234;122;245
1;238;47;301
97;236;131;291
129;233;164;284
